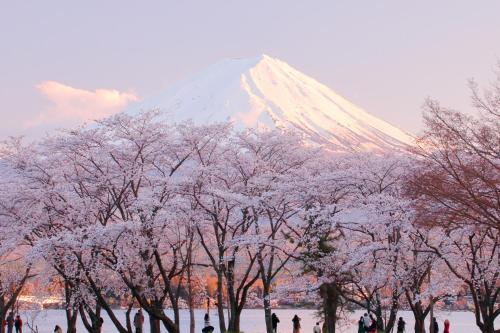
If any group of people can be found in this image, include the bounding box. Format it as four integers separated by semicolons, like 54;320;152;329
3;312;23;333
396;316;450;333
358;313;451;333
44;310;450;333
358;313;378;333
271;313;302;333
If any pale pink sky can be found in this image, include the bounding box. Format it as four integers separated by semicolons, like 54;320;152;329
1;1;499;138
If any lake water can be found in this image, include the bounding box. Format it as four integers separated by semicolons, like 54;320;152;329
22;308;496;333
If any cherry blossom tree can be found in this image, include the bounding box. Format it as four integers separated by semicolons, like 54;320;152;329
422;226;499;333
0;159;38;333
296;155;356;333
332;154;413;333
410;68;499;232
408;66;500;333
226;130;316;333
186;129;261;333
1;98;495;333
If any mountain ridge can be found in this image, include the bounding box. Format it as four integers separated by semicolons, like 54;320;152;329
132;54;414;152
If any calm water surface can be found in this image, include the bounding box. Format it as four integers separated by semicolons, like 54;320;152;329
23;308;495;333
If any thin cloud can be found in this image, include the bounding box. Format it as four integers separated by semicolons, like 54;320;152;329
27;81;138;127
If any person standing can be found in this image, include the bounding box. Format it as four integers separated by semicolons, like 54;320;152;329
362;313;371;331
443;319;450;333
133;309;145;333
368;314;377;333
397;317;406;333
271;313;280;333
357;317;365;333
14;315;22;333
204;313;210;327
292;315;301;333
6;312;14;333
313;322;321;333
433;317;439;333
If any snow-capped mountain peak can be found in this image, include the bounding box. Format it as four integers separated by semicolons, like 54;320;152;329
134;54;414;152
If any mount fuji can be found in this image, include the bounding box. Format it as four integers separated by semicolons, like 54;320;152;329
133;54;414;152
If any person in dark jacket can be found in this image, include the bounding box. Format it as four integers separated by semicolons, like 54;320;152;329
397;317;406;333
14;315;22;333
271;313;280;333
357;317;365;333
204;313;210;327
433;317;439;333
6;312;14;333
133;309;144;333
292;315;301;333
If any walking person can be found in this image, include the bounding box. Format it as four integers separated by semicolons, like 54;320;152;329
6;312;14;333
271;313;280;333
133;309;144;333
292;315;301;333
14;315;22;333
443;319;450;333
54;325;63;333
313;322;321;333
397;317;406;333
357;317;365;333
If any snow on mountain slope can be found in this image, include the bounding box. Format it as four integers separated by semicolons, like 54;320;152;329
133;54;414;152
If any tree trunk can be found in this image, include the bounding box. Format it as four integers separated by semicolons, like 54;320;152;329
414;316;426;333
0;312;5;333
172;299;180;332
477;311;498;333
471;283;499;333
149;315;161;333
66;308;78;333
151;303;178;333
373;303;384;332
189;304;195;333
78;267;132;333
227;310;241;333
226;259;239;333
0;297;5;333
125;304;133;333
216;270;226;333
80;303;104;333
63;280;78;333
320;283;340;333
384;303;398;333
262;283;273;333
187;247;195;333
479;319;497;333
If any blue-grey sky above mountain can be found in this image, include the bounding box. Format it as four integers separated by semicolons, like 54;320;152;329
1;1;499;139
